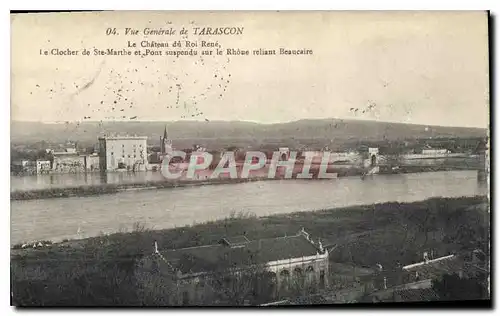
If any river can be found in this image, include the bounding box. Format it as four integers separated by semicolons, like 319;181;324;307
10;170;487;245
10;172;168;192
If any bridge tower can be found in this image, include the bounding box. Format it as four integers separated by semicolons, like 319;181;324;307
362;147;380;176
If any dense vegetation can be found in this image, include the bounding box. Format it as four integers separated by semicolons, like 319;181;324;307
432;273;489;301
11;196;489;306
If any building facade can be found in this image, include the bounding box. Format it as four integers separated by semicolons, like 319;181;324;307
98;136;148;172
135;229;329;306
84;154;100;172
36;160;51;174
52;152;86;173
11;160;36;175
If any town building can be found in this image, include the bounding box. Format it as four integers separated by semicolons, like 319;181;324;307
36;160;51;174
98;135;148;172
84;153;100;172
11;160;36;175
135;228;329;305
51;150;86;173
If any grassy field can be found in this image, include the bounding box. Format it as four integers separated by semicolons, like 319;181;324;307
11;195;489;306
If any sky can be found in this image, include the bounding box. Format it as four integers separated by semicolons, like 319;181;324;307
11;11;489;128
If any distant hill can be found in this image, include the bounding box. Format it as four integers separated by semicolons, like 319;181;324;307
10;119;487;150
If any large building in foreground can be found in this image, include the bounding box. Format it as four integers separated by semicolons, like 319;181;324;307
135;228;329;305
98;135;148;172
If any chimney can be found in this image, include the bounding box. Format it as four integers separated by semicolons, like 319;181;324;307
318;238;324;253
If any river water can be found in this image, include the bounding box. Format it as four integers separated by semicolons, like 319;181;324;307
10;170;487;245
10;172;168;192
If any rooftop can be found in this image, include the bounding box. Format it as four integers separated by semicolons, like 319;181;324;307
402;255;465;280
155;230;324;275
99;135;148;140
52;151;80;155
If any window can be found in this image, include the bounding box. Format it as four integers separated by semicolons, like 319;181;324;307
280;269;290;292
197;282;205;303
294;267;305;289
182;291;189;305
294;267;303;277
319;270;325;288
306;266;315;284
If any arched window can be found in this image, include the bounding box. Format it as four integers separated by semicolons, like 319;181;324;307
294;267;305;289
262;271;277;299
196;279;206;303
306;266;315;284
279;269;290;293
182;291;189;305
265;271;277;284
294;267;303;278
280;269;290;279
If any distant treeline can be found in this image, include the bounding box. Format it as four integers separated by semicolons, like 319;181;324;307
11;136;486;162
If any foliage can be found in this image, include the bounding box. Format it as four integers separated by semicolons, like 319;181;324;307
432;273;489;301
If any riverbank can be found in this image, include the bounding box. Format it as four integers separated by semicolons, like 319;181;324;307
9;176;279;201
11;195;489;306
10;164;480;201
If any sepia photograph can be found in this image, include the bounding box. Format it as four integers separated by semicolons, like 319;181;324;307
9;10;490;307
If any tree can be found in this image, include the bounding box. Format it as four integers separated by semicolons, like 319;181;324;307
432;273;489;301
134;256;179;306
